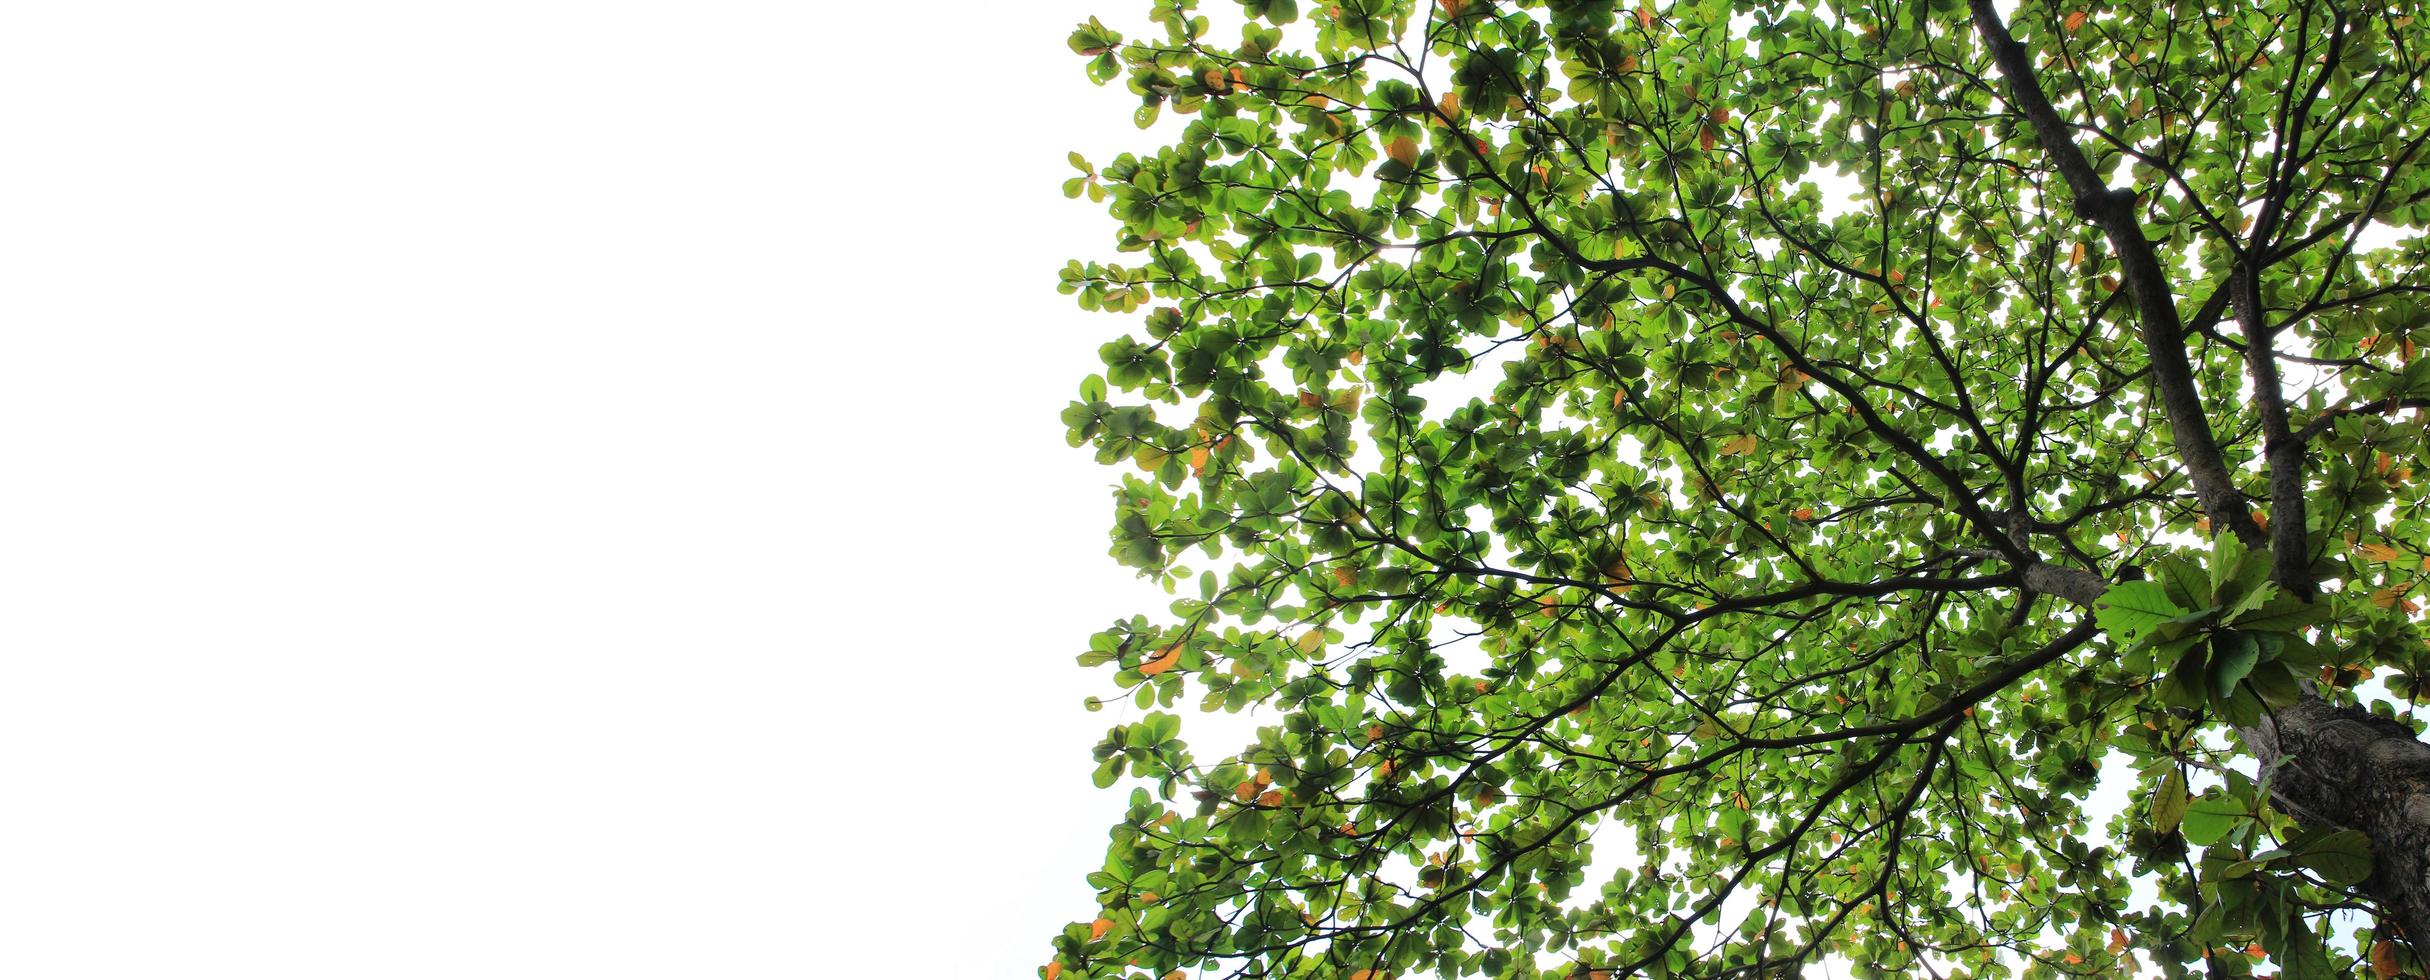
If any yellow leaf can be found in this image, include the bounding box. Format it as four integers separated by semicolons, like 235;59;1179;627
2069;241;2086;267
1297;630;1324;654
1385;136;1419;167
1139;644;1183;676
2358;542;2407;562
1188;446;1209;475
1717;433;1759;456
1437;90;1461;121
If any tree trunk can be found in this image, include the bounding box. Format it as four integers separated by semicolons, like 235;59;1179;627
2240;696;2430;949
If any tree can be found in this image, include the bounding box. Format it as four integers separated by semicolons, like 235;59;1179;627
1046;0;2430;975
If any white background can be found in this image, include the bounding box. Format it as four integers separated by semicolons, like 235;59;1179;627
1;2;1169;976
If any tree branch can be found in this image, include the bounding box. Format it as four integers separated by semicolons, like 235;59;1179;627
1967;0;2263;549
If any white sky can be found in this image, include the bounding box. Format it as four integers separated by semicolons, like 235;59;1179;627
1;2;1167;976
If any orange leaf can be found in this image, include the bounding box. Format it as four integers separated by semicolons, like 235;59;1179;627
1188;446;1209;475
1255;767;1273;786
2109;927;2129;953
1045;963;1063;980
1437;90;1461;120
2372;939;2399;978
2069;242;2086;267
1347;348;1365;365
1698;123;1717;151
1090;917;1114;941
1235;781;1257;801
1257;789;1283;806
1793;507;1815;521
1385;136;1419;167
1366;724;1385;742
2064;10;2087;31
1139;644;1183;676
1635;2;1655;27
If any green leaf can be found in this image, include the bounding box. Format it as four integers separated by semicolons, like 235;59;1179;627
2230;592;2329;634
2152;768;2189;833
2181;793;2246;847
2290;830;2374;885
2209;631;2261;701
2095;581;2187;642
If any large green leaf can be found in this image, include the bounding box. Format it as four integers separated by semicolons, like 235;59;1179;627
2096;581;2188;643
2181;794;2247;848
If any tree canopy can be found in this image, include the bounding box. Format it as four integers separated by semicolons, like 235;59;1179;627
1046;0;2430;976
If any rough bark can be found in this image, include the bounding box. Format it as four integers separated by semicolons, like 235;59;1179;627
2242;700;2430;947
